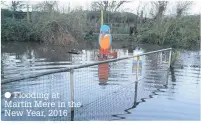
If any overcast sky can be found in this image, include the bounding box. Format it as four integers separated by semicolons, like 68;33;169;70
1;0;201;17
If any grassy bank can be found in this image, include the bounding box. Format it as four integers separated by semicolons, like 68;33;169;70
1;9;200;50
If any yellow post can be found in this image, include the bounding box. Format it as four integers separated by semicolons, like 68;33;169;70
101;10;104;25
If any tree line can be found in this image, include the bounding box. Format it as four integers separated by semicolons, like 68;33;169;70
1;1;200;49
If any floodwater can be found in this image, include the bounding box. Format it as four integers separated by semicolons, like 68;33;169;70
1;42;200;121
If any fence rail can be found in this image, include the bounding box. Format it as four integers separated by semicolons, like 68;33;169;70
1;48;172;84
1;47;172;121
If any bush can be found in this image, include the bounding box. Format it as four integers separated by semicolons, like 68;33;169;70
31;9;87;45
116;26;129;34
1;18;36;42
137;16;200;49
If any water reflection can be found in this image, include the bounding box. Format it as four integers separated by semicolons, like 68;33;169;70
170;66;176;82
132;60;142;75
98;62;109;85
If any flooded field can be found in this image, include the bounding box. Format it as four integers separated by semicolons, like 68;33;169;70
1;42;200;121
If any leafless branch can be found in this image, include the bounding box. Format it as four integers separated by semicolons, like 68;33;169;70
176;1;193;18
150;1;168;21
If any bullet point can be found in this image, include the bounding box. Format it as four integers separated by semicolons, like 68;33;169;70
5;92;11;98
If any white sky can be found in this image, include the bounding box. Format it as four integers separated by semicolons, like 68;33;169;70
1;0;201;17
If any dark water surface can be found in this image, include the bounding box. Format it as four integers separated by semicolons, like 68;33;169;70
1;42;200;121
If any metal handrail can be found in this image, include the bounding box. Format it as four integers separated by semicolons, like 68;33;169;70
1;48;172;84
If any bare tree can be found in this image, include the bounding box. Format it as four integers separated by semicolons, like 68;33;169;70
91;1;130;12
176;1;193;18
1;0;5;5
151;1;168;21
91;1;108;11
33;1;58;13
43;1;58;13
114;1;129;12
10;1;25;19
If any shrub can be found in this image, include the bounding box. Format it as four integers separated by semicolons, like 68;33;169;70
137;16;200;49
31;9;87;45
1;18;35;42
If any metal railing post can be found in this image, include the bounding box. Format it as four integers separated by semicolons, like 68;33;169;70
134;55;139;107
134;77;138;107
70;69;74;121
168;50;172;68
135;56;139;83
